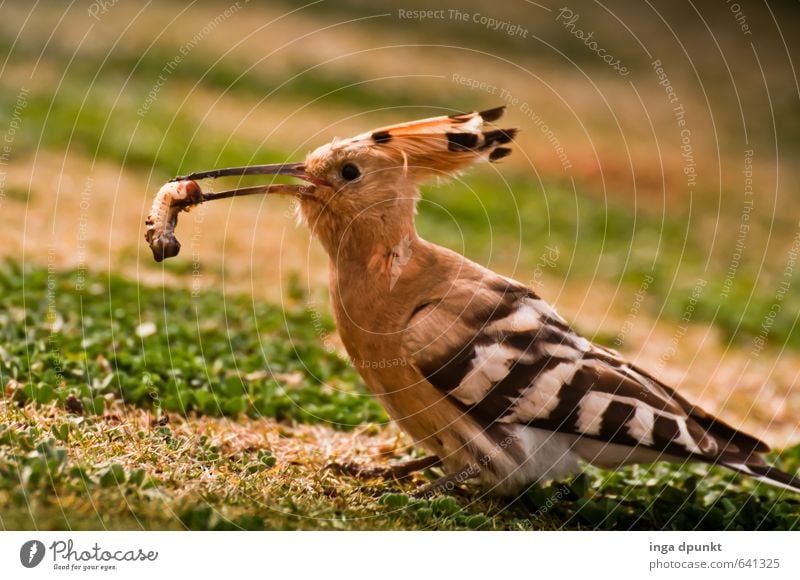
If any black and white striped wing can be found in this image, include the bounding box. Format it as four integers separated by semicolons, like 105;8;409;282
409;285;768;463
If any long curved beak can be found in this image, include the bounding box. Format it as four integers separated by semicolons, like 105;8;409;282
170;162;327;202
171;162;311;182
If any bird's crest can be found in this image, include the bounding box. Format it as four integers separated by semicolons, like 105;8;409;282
321;106;518;180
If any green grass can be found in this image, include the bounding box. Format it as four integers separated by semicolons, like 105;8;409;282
3;15;800;353
0;260;384;427
2;0;800;532
1;263;799;530
0;78;287;178
0;31;463;180
2;395;800;531
420;174;800;351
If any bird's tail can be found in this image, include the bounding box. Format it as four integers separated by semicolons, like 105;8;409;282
723;461;800;493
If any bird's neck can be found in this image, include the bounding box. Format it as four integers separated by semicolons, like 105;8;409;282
306;197;417;268
324;223;426;346
328;220;419;290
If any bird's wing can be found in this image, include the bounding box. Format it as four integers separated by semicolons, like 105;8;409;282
405;279;768;464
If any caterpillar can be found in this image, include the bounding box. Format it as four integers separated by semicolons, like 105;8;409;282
144;179;203;262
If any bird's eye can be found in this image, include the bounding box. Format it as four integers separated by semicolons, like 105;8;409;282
340;163;361;181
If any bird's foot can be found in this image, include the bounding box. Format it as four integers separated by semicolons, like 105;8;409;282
413;464;479;499
327;455;441;480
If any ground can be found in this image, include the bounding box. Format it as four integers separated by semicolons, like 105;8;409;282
1;0;799;530
1;265;799;530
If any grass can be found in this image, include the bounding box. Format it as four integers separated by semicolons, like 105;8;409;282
1;263;800;530
5;66;799;350
0;260;383;428
3;5;800;353
420;174;800;351
0;78;286;179
3;61;798;352
2;0;800;531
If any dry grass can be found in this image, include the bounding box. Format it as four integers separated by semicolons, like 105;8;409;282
0;398;431;530
2;0;799;530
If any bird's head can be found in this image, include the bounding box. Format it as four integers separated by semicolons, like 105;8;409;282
178;107;517;258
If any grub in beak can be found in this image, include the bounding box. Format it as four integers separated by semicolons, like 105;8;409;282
145;179;203;262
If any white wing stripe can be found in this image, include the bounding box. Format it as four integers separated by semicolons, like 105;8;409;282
575;391;614;436
486;299;544;333
529;297;568;325
675;420;703;454
542;341;583;360
451;343;517;405
501;361;581;423
628;405;656;446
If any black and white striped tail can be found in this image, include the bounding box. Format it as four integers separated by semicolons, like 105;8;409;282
723;462;800;493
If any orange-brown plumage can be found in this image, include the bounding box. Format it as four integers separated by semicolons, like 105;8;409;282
151;107;800;497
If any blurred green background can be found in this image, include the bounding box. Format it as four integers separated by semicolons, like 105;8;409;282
2;0;799;347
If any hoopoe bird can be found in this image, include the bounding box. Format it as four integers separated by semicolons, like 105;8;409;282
163;106;800;496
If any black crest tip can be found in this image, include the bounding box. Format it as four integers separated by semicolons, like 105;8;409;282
478;106;506;122
481;128;519;149
447;132;480;152
489;147;512;162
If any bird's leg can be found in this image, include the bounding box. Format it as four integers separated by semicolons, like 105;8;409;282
413;464;481;499
328;455;441;480
382;455;442;478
